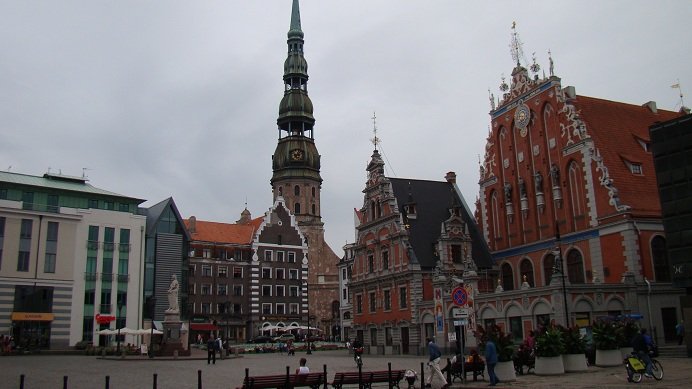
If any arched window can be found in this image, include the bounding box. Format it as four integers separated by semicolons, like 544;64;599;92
312;187;316;197
520;258;534;287
294;203;301;214
651;236;670;282
311;204;316;215
501;263;514;291
543;253;555;286
566;249;585;284
568;161;585;224
278;187;283;196
294;185;300;196
370;201;377;221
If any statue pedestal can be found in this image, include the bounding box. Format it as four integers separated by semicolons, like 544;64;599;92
159;311;190;356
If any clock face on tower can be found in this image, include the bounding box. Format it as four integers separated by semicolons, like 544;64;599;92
291;149;303;161
515;102;531;137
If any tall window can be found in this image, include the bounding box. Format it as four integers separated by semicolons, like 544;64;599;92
18;219;32;272
451;244;463;264
399;286;407;309
566;249;585;284
368;254;374;273
368;292;376;312
568;161;585;227
44;222;58;273
490;191;501;249
294;185;300;196
383;290;391;310
294;203;301;214
543;253;555;286
356;294;363;314
381;250;389;270
651;236;671;282
501;262;514;291
519;258;534;287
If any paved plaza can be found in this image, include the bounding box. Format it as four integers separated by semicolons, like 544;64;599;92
2;349;691;389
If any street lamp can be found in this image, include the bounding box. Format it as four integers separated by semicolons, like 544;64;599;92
303;280;312;355
187;302;194;350
148;297;156;358
554;222;569;327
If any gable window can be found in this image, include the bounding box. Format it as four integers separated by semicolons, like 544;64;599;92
451;244;463;264
276;251;285;262
288;252;296;263
568;161;585;219
628;162;643;175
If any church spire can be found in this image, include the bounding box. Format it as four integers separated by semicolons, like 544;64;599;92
289;0;303;38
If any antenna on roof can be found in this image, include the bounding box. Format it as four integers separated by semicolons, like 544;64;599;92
671;80;685;110
370;112;397;177
82;167;91;180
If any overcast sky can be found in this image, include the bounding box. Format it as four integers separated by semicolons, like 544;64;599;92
2;1;690;255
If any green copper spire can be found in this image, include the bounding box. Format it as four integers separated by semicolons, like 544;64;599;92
288;0;303;39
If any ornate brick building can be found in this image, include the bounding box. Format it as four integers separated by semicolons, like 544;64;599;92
475;32;686;344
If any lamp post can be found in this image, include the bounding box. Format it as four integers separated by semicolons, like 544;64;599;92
555;222;569;327
148;297;156;358
116;303;123;354
187;302;194;350
304;280;312;355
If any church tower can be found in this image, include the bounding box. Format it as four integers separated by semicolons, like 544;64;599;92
271;0;340;338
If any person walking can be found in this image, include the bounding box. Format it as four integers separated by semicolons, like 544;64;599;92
207;336;216;365
485;338;499;386
216;337;224;360
295;357;310;374
676;320;685;345
424;337;448;389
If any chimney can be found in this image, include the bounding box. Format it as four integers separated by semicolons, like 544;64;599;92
445;171;457;184
643;101;657;113
564;86;576;99
188;216;196;233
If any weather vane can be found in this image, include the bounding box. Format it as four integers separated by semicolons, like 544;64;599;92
370;111;381;150
509;21;525;67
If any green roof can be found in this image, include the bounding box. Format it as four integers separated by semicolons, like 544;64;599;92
0;171;145;203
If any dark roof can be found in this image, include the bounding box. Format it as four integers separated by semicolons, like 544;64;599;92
389;178;493;269
143;197;191;240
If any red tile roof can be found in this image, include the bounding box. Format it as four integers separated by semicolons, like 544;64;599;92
573;95;683;214
184;217;263;244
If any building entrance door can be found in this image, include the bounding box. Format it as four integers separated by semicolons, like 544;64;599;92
661;307;677;343
401;327;409;354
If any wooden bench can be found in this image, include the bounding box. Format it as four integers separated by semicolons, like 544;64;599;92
240;372;325;389
330;370;406;389
443;358;485;383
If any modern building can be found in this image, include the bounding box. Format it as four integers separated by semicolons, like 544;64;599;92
141;197;190;337
0;170;146;348
185;198;309;342
269;0;340;338
346;143;493;354
650;113;692;354
475;32;686;344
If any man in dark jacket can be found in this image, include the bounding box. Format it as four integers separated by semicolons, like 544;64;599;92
631;329;653;377
207;336;216;365
485;339;499;386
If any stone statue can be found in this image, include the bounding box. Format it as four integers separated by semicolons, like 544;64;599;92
518;177;527;199
550;163;560;187
504;182;513;203
534;170;543;193
167;274;179;312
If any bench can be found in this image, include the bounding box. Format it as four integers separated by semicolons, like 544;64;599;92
240;372;325;389
330;370;406;389
443;358;485;382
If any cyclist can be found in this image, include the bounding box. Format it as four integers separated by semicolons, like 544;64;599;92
631;328;654;378
352;338;364;364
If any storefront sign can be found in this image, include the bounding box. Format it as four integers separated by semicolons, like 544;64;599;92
11;312;54;321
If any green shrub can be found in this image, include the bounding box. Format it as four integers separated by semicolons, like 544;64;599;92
474;324;515;362
535;326;565;357
592;320;623;350
560;326;586;354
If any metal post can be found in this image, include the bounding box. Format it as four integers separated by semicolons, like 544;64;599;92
197;369;202;389
63;375;68;389
645;278;654;339
20;374;25;389
153;373;157;389
105;375;110;389
149;297;156;359
555;222;569;326
305;280;312;355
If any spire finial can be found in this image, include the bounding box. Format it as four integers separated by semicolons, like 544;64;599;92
288;0;303;38
509;21;525;67
672;79;685;109
370;111;380;151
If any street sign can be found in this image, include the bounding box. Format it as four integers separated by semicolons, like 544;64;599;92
451;286;468;306
452;307;469;319
453;319;468;327
447;332;457;342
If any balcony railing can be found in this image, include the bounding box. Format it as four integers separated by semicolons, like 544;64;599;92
86;240;100;250
84;272;98;281
101;273;113;282
118;243;131;253
117;274;129;282
103;243;114;252
100;304;111;314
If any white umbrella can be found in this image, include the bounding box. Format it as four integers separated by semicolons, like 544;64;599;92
117;327;136;335
133;328;162;335
96;329;117;335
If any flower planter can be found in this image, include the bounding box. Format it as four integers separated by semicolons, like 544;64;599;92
620;347;634;359
535;355;565;375
595;349;622;367
563;353;588;372
494;360;517;382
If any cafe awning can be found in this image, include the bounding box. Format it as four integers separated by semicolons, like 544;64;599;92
190;323;220;331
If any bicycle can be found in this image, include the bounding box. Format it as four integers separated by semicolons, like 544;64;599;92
353;347;364;368
623;351;663;383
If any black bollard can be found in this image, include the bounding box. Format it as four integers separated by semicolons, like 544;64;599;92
105;375;110;389
19;374;25;389
198;369;202;389
388;363;393;389
63;375;68;389
153;373;157;389
420;362;426;389
445;357;451;384
358;362;363;389
323;364;327;389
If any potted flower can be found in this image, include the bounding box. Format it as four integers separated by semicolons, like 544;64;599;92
592;319;624;367
474;325;516;382
534;326;565;375
619;319;639;358
561;326;588;372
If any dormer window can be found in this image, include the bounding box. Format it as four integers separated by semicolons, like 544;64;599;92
629;163;643;175
404;204;417;219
